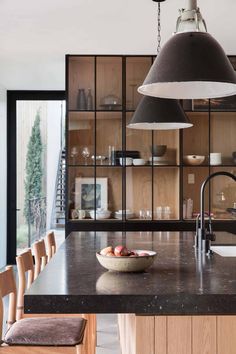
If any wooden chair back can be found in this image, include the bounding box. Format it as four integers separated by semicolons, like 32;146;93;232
45;231;56;261
16;249;34;320
32;239;47;280
0;266;17;338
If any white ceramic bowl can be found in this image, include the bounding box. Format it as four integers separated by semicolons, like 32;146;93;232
133;159;146;166
96;250;157;272
89;210;111;219
183;155;205;165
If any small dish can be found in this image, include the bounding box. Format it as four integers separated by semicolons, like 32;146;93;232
183;155;205;165
133;159;146;166
115;210;134;219
96;249;157;272
100;104;122;110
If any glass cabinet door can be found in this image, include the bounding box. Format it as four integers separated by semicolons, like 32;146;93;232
68;56;95;111
96;57;122;111
210;167;236;220
126;57;152;110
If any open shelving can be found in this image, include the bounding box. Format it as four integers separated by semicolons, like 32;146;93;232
66;55;236;234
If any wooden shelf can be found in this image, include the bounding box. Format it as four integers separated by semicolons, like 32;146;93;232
66;55;236;232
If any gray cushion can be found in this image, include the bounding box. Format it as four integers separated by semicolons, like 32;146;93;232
4;317;86;346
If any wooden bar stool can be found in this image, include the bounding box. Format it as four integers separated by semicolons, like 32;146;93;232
45;231;56;261
32;239;47;279
16;249;34;321
18;242;96;354
0;266;87;353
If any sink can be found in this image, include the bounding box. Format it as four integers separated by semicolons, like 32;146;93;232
211;246;236;257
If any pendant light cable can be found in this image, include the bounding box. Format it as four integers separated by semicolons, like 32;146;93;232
127;0;192;130
157;2;161;55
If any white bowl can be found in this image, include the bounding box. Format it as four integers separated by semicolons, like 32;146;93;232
133;159;146;166
96;250;157;272
183;155;205;165
89;210;111;219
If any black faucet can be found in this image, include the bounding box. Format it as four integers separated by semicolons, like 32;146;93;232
197;171;236;254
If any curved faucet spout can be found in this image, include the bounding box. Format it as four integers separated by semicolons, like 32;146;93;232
199;171;236;254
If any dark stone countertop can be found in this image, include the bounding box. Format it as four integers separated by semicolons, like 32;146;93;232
25;231;236;315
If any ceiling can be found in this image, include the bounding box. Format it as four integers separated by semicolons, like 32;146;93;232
0;0;236;90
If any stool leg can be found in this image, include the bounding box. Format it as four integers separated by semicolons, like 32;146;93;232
83;314;96;354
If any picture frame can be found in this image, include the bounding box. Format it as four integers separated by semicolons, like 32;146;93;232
75;177;108;210
187;56;236;111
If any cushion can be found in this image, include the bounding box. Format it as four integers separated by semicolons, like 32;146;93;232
4;317;86;346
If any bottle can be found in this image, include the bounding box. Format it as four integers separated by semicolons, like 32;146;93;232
111;146;116;166
186;198;193;219
77;88;86;110
87;88;93;110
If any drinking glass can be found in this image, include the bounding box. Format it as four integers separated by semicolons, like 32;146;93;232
146;209;152;220
70;146;79;164
139;209;146;219
163;206;171;220
81;146;90;165
156;206;162;219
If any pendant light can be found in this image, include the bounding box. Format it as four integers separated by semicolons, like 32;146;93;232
138;0;236;100
128;0;192;130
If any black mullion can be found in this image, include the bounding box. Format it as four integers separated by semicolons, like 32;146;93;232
151;56;154;222
151;130;154;221
65;56;69;236
208;99;211;218
122;56;126;225
94;56;97;221
179;127;183;220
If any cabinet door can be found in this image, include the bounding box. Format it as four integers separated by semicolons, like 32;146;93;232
68;56;95;111
96;57;122;111
126;57;152;110
210;166;236;220
154;167;179;220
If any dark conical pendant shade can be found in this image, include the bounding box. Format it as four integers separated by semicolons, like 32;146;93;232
127;96;192;130
138;32;236;99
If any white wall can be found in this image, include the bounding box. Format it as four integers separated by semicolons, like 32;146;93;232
0;88;6;268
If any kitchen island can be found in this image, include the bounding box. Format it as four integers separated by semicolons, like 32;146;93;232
25;231;236;354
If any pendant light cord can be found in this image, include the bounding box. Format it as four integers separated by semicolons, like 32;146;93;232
157;2;161;55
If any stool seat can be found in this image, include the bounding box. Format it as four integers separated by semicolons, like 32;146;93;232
4;317;86;347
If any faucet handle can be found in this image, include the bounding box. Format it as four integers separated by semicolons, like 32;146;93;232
206;232;216;242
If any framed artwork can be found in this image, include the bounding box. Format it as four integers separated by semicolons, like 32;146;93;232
75;177;108;210
185;56;236;111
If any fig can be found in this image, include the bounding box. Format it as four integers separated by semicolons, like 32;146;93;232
106;251;115;257
129;251;138;256
114;245;129;256
100;246;113;256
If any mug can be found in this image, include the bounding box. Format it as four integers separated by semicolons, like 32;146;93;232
78;209;86;219
210;153;222;165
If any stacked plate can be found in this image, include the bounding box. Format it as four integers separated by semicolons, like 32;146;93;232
115;210;134;219
149;157;169;165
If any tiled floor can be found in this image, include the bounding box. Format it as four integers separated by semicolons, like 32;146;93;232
96;314;121;354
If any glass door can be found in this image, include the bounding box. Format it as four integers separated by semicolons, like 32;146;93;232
7;91;65;263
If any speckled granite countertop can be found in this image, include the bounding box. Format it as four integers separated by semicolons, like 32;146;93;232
25;231;236;315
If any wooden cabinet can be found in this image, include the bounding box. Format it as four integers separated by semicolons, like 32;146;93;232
118;314;236;354
66;55;236;233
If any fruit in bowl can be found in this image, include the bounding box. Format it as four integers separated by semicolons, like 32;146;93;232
96;245;157;272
